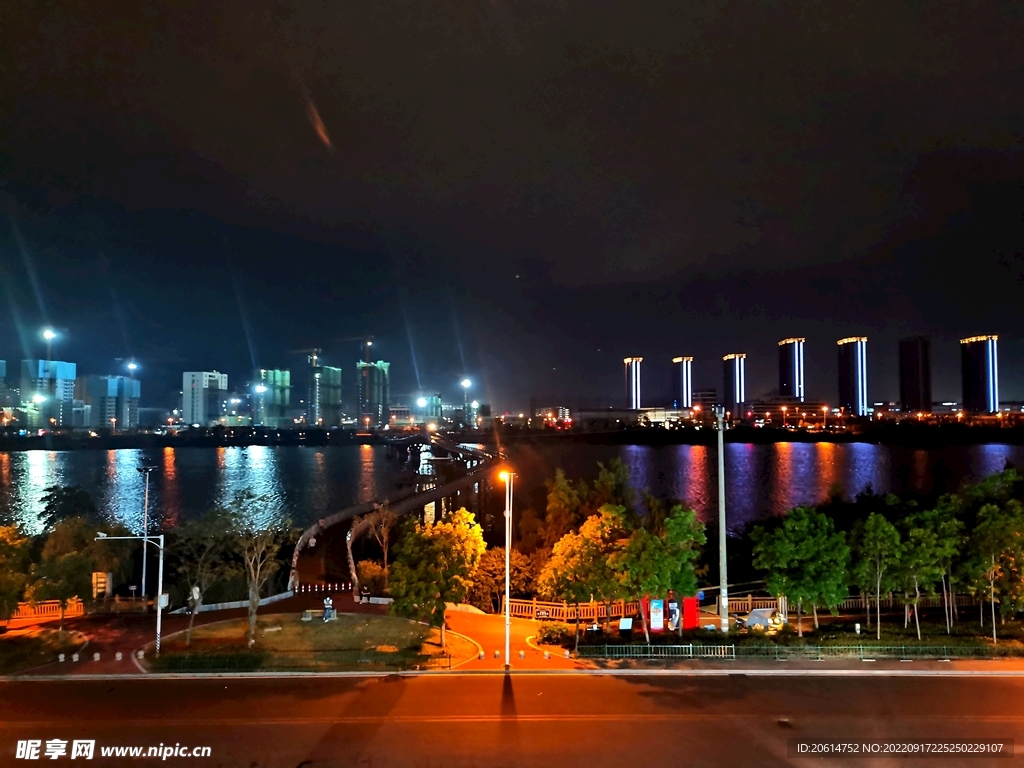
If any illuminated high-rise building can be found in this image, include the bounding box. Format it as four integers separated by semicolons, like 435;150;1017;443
778;338;805;402
961;335;999;414
837;337;868;416
357;360;390;427
624;357;642;409
671;356;693;409
182;371;228;427
253;368;291;427
898;337;932;413
722;354;746;417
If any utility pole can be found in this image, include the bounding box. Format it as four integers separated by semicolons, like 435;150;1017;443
137;465;157;600
716;406;729;633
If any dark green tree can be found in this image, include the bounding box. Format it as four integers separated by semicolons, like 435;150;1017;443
851;512;902;640
39;486;99;528
0;526;30;626
28;552;93;631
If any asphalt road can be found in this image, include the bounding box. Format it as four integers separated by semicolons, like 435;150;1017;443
3;673;1024;767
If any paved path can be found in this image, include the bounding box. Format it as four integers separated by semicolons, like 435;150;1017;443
445;611;580;671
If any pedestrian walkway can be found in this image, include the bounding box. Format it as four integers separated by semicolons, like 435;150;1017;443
444;611;581;671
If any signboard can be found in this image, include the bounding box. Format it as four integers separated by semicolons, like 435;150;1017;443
650;599;664;632
619;617;633;631
667;600;680;631
698;590;705;601
535;609;550;619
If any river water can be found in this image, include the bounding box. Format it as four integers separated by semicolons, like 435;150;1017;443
2;442;1022;535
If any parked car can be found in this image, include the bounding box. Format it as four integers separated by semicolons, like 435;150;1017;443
734;608;785;634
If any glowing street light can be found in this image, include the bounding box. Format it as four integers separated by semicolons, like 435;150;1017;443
417;397;428;408
499;469;515;671
42;328;56;361
255;385;267;394
821;405;829;429
461;379;471;389
32;393;46;404
781;405;788;427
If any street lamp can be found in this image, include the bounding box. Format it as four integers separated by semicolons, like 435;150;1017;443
136;465;157;598
781;405;787;427
95;532;165;654
499;469;514;670
715;406;729;633
42;328;56;361
821;405;828;429
127;361;138;378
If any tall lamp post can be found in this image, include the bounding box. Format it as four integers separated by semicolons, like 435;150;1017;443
43;328;56;361
499;469;514;671
95;532;165;654
136;465;157;600
715;406;729;633
461;379;471;429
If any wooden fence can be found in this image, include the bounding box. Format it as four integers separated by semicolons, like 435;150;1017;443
725;593;977;615
12;599;85;620
503;598;641;621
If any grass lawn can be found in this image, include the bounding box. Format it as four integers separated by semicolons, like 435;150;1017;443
0;627;88;674
151;613;477;672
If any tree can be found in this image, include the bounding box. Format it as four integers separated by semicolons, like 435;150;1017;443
468;547;531;612
752;507;849;637
609;503;706;642
852;512;901;640
970;500;1024;644
229;493;291;648
39;486;99;529
41;517;133;583
346;514;375;593
897;511;947;641
537;507;624;649
542;469;583;548
0;526;30;626
172;508;236;647
367;503;399;585
356;560;387;596
389;508;485;648
27;552;93;632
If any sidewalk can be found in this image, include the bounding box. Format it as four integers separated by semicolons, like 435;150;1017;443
444;611;583;671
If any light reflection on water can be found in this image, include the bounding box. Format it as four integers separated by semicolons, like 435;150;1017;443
507;441;1024;535
0;446;404;535
2;443;1023;536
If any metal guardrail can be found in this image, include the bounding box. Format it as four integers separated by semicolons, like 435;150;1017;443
576;644;1020;660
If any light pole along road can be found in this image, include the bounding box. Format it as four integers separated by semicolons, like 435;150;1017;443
95;532;166;655
499;468;514;671
715;405;729;633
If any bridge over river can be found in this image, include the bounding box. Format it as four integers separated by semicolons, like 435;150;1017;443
288;432;500;589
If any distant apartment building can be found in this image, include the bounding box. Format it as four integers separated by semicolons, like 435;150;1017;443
778;338;805;402
837;337;868;417
672;356;693;409
254;368;291;427
307;365;342;426
81;375;141;429
623;357;642;409
899;336;932;413
961;335;999;414
182;371;228;426
416;394;443;423
21;359;77;427
722;354;746;418
357;360;390;427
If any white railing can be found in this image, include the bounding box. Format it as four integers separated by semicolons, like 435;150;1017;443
12;599;85;620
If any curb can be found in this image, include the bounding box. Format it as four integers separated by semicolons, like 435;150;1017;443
10;667;1024;682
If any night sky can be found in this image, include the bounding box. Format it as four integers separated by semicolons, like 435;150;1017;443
2;1;1023;411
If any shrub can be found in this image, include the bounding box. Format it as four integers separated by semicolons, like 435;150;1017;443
537;622;575;647
357;560;387;597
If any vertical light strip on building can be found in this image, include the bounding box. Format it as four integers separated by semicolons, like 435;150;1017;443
624;357;643;409
672;356;693;408
989;336;999;413
778;338;805;402
858;338;868;417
